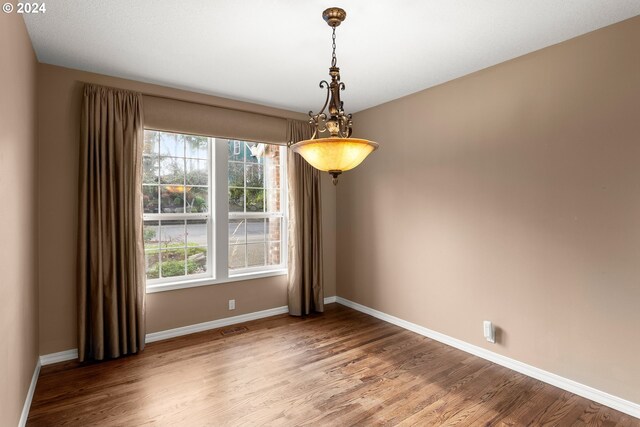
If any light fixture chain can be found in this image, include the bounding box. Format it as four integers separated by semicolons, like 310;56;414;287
331;27;337;67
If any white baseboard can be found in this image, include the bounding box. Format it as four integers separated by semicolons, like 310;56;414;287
40;349;78;366
148;299;337;343
335;296;640;419
39;307;291;363
324;296;337;304
39;300;339;363
19;359;41;427
145;305;289;343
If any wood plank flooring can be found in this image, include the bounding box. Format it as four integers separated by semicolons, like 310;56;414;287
28;304;638;426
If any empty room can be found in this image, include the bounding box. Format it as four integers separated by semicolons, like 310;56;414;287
2;1;640;426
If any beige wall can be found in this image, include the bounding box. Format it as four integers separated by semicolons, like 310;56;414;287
340;16;640;403
38;64;336;354
0;14;39;426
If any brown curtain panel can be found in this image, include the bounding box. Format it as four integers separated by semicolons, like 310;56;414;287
287;120;324;315
77;84;145;362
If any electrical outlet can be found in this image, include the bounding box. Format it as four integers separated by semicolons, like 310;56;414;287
483;320;495;343
228;299;236;310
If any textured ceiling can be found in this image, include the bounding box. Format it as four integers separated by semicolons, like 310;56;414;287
24;1;640;113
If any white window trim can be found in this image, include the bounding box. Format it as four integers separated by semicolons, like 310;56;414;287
143;132;288;293
146;269;288;294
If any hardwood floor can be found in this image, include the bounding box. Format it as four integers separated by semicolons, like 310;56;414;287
28;304;637;426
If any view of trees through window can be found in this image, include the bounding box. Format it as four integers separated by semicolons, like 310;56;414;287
142;131;287;286
143;131;210;281
228;140;284;272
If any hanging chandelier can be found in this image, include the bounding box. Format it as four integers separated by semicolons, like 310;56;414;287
291;7;379;185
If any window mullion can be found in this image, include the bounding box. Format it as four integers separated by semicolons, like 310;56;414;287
183;220;187;277
214;138;230;281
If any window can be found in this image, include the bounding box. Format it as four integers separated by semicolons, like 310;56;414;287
142;131;212;284
228;140;285;274
142;130;287;292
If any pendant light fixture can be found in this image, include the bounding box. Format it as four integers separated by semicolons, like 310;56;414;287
291;7;379;185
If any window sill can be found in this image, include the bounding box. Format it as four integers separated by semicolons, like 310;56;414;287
146;269;288;294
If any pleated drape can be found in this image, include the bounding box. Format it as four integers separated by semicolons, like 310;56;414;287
77;84;145;362
287;120;324;316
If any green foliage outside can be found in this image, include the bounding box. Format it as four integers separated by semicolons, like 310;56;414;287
246;189;264;212
145;243;207;279
142;133;210;214
228;188;264;212
145;242;206;256
143;227;157;242
191;196;206;212
147;258;201;279
229;188;244;212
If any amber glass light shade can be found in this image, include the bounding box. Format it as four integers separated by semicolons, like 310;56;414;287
291;137;378;172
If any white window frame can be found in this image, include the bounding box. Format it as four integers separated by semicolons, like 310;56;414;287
143;130;287;294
